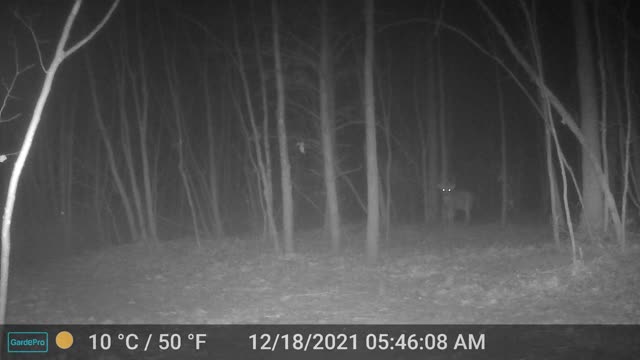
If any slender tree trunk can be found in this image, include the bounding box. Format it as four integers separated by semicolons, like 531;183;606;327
272;0;294;255
250;4;277;246
92;142;108;245
364;0;380;264
231;9;279;251
620;7;632;250
545;126;562;246
319;0;341;253
117;67;147;242
478;0;623;245
573;0;604;232
523;0;576;257
593;4;610;233
203;64;225;239
557;130;578;265
523;0;564;246
426;38;439;224
437;37;448;187
380;70;392;240
496;63;508;226
131;7;158;243
1;61;65;321
416;79;429;224
58;98;75;250
85;55;138;242
0;0;119;326
158;15;201;248
375;49;392;240
414;36;438;224
171;84;201;248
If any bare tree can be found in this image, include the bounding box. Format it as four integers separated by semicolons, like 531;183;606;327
272;0;295;255
1;0;120;325
202;62;225;239
364;0;380;264
593;3;610;233
415;34;440;225
116;58;148;241
495;53;508;226
377;42;393;241
519;1;563;247
86;54;138;243
437;38;448;192
56;95;76;250
425;36;440;224
231;5;279;252
158;14;201;248
620;4;632;249
129;5;159;243
319;0;341;253
573;0;604;234
250;4;278;248
476;0;624;246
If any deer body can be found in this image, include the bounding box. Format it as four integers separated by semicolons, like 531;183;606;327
440;184;473;225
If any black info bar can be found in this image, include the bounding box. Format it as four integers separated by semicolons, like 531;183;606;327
2;325;639;359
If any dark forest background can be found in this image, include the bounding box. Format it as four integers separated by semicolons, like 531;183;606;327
0;0;637;259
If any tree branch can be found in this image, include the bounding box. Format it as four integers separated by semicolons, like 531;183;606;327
64;0;121;59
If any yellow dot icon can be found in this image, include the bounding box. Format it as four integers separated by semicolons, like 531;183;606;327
56;331;74;349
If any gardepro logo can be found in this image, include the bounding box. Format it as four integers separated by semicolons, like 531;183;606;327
7;332;48;353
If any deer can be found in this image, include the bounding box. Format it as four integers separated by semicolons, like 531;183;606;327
439;183;474;225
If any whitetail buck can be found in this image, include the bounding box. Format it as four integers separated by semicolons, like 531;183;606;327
440;183;474;225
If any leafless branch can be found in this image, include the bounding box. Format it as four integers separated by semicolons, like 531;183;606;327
0;114;22;124
64;0;120;59
14;12;47;73
0;44;33;122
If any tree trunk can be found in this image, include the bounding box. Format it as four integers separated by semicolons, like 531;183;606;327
117;68;147;242
273;0;295;255
158;11;201;248
58;99;75;250
478;0;623;245
546;125;563;246
573;0;604;232
232;5;279;251
86;55;138;243
437;38;448;187
131;7;159;243
320;0;341;253
364;0;380;264
496;62;508;226
203;63;225;239
0;0;119;326
523;0;565;246
426;38;440;223
251;4;278;247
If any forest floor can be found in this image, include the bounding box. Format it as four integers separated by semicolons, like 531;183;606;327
7;223;640;324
